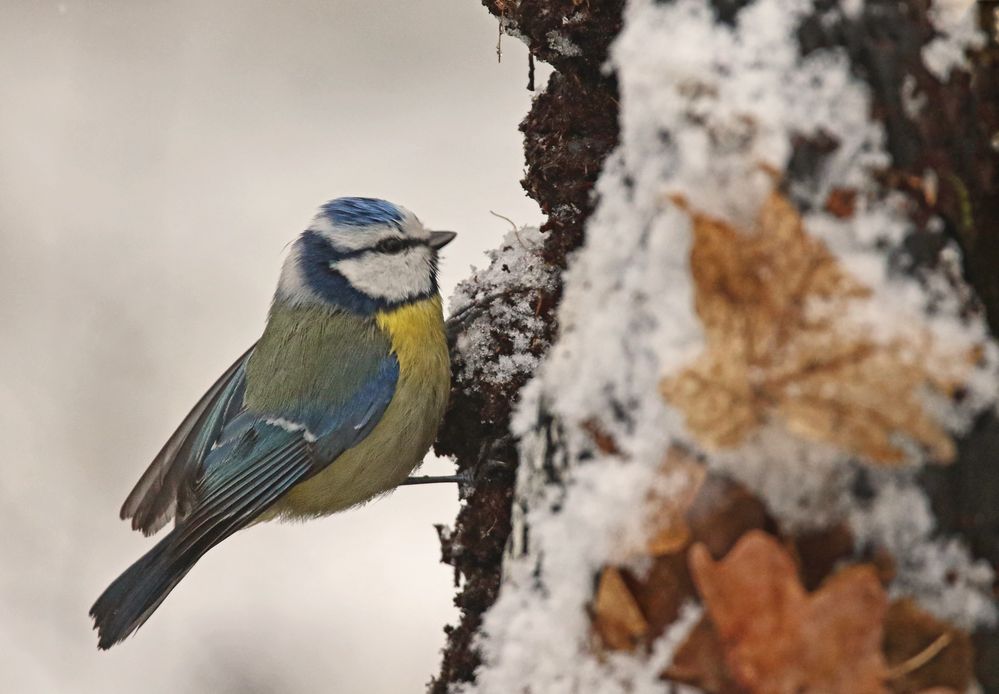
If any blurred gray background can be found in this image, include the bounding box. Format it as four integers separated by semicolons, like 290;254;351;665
0;1;546;691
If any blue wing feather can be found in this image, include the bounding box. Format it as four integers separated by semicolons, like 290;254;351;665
120;327;400;539
175;423;312;555
93;351;400;649
308;355;399;460
177;352;398;543
121;346;254;535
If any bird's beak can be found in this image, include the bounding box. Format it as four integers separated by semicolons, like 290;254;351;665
428;230;457;250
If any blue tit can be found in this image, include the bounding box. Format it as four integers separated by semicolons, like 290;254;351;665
90;197;456;649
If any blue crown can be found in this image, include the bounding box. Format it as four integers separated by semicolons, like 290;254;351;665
320;197;404;227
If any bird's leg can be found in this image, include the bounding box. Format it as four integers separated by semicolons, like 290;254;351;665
401;472;472;486
401;456;512;499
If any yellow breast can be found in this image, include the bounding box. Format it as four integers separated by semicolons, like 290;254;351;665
375;295;450;379
270;295;451;519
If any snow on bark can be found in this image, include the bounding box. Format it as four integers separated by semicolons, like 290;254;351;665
849;474;995;631
921;0;987;79
459;0;998;691
431;3;623;690
450;227;558;388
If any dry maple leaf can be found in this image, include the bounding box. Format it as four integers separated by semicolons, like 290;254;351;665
593;454;769;655
665;616;742;693
689;530;888;694
660;189;965;464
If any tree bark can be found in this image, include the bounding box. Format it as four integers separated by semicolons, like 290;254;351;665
432;0;999;691
429;4;624;690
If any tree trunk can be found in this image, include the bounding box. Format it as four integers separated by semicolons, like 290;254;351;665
432;0;999;691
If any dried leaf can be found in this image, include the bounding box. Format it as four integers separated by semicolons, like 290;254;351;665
825;187;858;219
592;567;648;651
661;190;967;464
686;473;769;560
870;545;899;586
582;418;622;455
625;553;698;644
884;599;973;693
596;457;770;654
646;447;705;556
644;449;769;561
647;521;692;556
791;523;854;590
665;616;742;693
690;530;888;694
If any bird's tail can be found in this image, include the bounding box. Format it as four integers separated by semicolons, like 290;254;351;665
89;527;196;650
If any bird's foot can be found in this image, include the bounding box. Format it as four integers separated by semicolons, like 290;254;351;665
400;472;472;487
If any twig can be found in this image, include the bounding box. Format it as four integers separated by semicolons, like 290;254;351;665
885;632;953;680
488;210;531;251
489;209;519;231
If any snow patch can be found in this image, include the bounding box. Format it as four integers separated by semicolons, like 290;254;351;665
901;74;927;119
849;474;997;630
449;226;558;387
921;0;986;80
547;30;583;57
499;15;529;44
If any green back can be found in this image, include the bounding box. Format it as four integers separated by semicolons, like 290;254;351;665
244;303;392;417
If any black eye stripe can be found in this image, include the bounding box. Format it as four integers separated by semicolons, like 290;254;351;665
314;230;428;267
374;237;423;254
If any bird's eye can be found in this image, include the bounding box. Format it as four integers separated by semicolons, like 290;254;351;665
375;237;407;254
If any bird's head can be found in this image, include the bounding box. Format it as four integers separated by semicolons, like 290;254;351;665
276;197;456;314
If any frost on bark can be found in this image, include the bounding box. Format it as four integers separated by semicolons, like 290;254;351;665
434;0;999;692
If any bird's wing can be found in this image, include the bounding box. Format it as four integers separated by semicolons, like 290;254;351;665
167;354;400;548
91;353;398;648
121;333;400;537
121;346;255;536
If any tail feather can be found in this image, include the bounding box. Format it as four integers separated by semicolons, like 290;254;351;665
89;528;195;650
92;430;312;649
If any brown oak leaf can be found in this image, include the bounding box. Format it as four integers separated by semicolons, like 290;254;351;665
689;530;888;694
661;190;966;464
592;566;649;651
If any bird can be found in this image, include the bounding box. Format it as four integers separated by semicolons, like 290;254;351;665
90;197;456;649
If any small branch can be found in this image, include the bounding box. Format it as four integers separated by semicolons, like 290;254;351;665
885;632;953;680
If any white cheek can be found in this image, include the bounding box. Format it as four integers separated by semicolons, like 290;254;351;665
334;247;434;302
